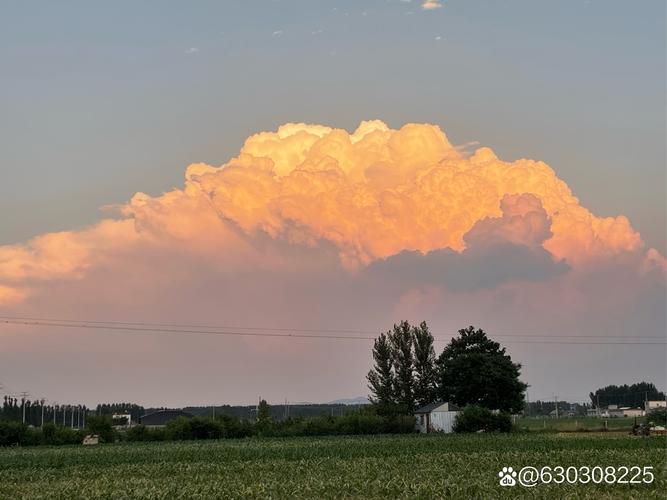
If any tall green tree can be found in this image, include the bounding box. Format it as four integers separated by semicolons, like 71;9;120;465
367;332;395;405
257;399;271;423
389;321;416;412
436;326;526;413
413;321;437;407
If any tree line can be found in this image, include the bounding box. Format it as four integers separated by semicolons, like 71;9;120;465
367;322;527;414
1;396;89;427
589;382;665;409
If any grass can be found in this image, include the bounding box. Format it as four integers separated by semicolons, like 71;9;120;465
0;433;664;498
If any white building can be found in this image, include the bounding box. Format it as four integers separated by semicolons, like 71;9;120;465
414;402;460;433
620;407;644;418
599;405;645;418
600;404;623;418
111;413;132;428
645;400;667;412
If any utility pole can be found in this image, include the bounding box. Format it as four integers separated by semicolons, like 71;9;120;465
554;394;559;419
596;394;600;417
53;403;57;425
41;399;45;427
20;392;29;424
63;406;66;426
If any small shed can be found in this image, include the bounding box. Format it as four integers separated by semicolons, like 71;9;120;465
414;402;460;433
140;410;193;427
82;434;100;445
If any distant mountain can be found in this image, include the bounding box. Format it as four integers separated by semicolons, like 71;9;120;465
326;396;370;406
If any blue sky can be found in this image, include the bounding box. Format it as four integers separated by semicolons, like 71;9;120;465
2;0;664;251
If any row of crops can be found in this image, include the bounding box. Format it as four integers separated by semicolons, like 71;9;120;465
0;432;664;498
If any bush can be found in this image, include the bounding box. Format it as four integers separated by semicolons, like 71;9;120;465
0;421;27;446
383;415;416;434
188;417;223;440
42;423;84;445
453;405;512;433
125;424;165;442
645;407;667;426
165;417;223;440
218;415;253;438
86;415;117;443
335;413;384;435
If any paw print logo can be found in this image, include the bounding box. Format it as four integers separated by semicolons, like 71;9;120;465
498;466;517;487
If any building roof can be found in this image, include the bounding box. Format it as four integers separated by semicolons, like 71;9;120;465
414;401;460;413
140;409;192;426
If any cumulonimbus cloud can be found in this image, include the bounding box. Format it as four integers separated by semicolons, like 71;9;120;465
0;120;663;304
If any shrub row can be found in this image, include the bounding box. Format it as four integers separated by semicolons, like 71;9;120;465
0;421;85;446
1;409;415;446
0;415;116;446
124;412;416;442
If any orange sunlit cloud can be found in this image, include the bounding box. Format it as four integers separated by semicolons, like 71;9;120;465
0;121;662;305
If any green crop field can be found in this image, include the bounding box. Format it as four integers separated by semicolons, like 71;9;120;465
0;433;665;499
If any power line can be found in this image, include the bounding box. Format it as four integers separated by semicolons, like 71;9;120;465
0;315;663;340
1;318;665;345
0;315;381;335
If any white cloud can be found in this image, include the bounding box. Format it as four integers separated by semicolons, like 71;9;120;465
184;47;199;54
272;30;284;36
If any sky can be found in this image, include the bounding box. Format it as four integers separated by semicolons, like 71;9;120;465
0;0;665;407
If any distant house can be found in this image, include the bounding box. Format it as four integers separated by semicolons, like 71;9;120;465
586;408;599;417
598;405;644;418
600;404;624;418
414;402;460;433
111;413;132;428
620;407;644;418
645;400;667;412
140;410;192;427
